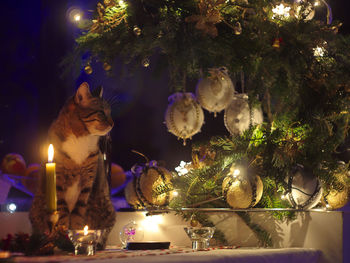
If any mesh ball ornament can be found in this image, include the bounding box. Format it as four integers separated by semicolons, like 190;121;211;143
324;188;349;209
165;92;204;146
224;94;263;135
323;167;350;209
195;67;235;117
126;160;173;208
139;165;173;206
286;164;323;209
222;164;263;209
125;177;144;209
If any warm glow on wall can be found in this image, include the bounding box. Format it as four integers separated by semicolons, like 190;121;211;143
141;214;164;232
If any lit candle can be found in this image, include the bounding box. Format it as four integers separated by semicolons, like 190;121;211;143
46;144;57;212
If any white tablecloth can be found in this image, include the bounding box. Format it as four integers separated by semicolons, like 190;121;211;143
13;248;321;263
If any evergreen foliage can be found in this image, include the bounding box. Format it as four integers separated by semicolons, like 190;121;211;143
69;0;350;246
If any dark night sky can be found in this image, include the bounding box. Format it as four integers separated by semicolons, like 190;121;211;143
1;0;350;172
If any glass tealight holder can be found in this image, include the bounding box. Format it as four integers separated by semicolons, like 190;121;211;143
184;227;215;250
119;220;144;248
68;229;102;256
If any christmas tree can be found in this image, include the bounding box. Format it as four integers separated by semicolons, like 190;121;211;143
66;0;350;245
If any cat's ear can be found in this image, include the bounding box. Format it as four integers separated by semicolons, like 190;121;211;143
74;82;92;106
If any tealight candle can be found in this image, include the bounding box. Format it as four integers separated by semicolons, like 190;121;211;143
46;144;57;212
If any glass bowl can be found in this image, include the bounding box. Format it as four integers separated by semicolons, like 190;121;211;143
184;226;215;250
68;229;102;255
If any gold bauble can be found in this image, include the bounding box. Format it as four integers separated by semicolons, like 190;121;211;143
190;218;199;227
325;188;349;209
139;166;173;206
103;62;112;71
124;179;144;208
133;25;142;36
222;174;263;209
84;65;93;74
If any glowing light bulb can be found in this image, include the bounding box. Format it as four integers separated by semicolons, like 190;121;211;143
313;46;326;57
119;0;127;8
281;194;287;200
7;203;16;213
233;169;240;178
74;14;81;22
325;203;331;209
172;191;179;197
67;7;83;23
314;1;320;7
175;161;191;176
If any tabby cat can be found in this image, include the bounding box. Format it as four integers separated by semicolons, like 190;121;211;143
30;82;116;247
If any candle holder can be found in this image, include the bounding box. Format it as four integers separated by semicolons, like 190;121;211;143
68;229;102;256
184;227;215;250
49;211;59;233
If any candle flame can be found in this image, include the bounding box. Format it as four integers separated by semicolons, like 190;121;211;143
48;144;54;162
84;225;88;235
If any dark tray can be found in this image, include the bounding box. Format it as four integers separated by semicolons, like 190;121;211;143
126;241;170;250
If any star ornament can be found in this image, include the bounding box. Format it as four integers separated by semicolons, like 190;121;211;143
272;3;291;19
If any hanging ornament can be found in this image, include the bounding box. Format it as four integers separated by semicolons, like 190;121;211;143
142;58;150;67
196;67;235;117
190;215;199;227
103;62;112;71
157;30;164;38
222;164;263;209
164;92;204;146
285;164;323;209
233;21;242;35
84;64;93;74
272;38;282;49
322;164;350;209
125;160;173;208
133;25;142;36
224;94;263;135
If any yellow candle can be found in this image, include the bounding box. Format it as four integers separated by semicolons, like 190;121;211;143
46;144;57;212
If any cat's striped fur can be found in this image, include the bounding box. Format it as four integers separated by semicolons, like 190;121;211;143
30;83;116;247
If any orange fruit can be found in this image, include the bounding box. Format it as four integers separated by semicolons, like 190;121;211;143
110;163;126;189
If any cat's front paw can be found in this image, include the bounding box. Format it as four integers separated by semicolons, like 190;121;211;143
70;214;86;229
57;212;70;229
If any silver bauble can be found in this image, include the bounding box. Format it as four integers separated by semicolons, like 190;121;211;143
196;67;235;117
293;1;315;21
224;94;263;135
287;164;323;209
165;92;204;145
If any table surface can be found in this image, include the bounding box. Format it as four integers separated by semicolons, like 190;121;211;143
11;247;322;263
